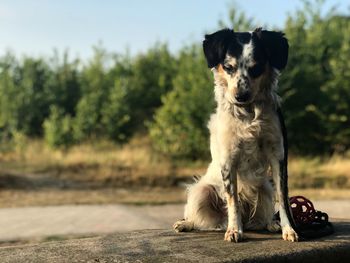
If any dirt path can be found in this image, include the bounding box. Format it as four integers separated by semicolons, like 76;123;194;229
0;200;349;242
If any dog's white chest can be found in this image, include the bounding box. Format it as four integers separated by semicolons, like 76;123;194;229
237;138;270;184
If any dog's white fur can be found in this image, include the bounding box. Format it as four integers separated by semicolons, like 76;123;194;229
173;36;298;242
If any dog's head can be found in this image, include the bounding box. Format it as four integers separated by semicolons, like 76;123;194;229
203;28;288;106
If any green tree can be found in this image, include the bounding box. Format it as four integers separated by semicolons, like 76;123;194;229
100;80;131;142
43;105;75;148
149;45;214;159
280;0;350;154
74;46;113;140
0;53;19;139
0;53;52;137
48;50;81;117
127;44;176;131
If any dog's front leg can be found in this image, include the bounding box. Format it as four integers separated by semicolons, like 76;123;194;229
271;159;298;242
221;161;243;242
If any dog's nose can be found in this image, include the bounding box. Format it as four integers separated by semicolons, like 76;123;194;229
235;90;251;103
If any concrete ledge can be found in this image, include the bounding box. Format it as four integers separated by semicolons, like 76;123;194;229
0;220;349;263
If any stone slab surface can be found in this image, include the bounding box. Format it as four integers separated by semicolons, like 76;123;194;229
0;221;349;263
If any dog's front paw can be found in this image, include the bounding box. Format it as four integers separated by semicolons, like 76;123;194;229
224;228;243;242
173;219;194;232
282;225;298;242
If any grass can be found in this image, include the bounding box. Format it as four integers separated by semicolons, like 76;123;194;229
0;136;206;188
0;187;349;209
288;155;350;189
0;137;349;207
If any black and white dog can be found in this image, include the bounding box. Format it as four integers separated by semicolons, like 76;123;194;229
173;28;298;242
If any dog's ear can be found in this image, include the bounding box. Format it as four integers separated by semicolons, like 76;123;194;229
203;29;235;68
254;28;289;71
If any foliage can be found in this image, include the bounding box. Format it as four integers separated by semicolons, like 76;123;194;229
73;46;113;140
43;105;75;148
280;1;350;154
149;46;214;159
126;44;176;131
100;77;132;142
0;54;52;137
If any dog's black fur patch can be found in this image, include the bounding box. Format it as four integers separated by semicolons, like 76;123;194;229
203;29;236;68
203;28;289;72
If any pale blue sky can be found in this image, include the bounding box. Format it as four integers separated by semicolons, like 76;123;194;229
0;0;349;59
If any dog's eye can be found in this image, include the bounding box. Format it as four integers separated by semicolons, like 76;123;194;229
223;64;236;74
248;64;264;78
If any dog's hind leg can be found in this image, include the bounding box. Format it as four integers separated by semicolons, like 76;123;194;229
242;180;280;232
173;183;226;232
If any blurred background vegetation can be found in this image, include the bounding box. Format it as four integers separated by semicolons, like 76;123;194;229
0;0;350;206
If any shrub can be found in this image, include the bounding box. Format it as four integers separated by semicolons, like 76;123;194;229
149;46;214;159
43;106;76;148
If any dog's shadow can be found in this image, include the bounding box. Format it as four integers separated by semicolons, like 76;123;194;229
175;223;348;243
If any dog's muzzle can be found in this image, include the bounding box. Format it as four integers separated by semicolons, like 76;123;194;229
235;90;251;104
